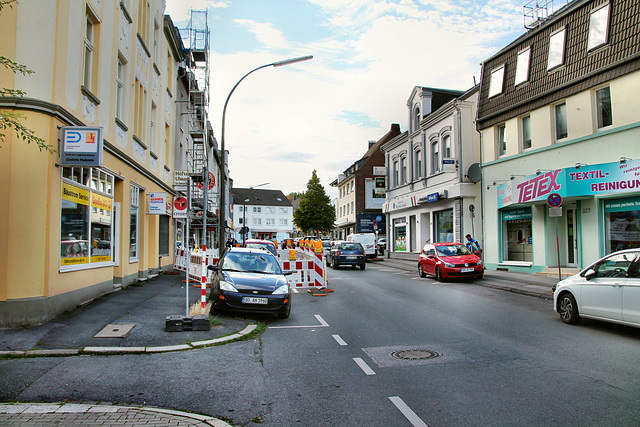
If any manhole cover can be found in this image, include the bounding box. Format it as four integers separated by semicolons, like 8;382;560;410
390;349;441;360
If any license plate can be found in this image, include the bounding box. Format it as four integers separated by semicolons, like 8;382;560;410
242;297;268;305
347;256;358;260
460;268;474;273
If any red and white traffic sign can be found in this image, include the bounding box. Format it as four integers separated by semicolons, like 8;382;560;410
547;193;563;207
197;172;215;190
173;196;188;219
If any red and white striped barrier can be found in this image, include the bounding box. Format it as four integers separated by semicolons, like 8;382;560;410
173;248;219;285
278;243;326;289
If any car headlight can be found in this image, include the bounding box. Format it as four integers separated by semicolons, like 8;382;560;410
443;262;455;268
477;259;483;266
273;284;289;295
219;280;238;292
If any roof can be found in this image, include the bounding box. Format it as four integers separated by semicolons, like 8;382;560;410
231;188;293;207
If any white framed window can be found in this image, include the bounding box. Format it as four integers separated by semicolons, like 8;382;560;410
554;102;568;141
548;27;566;71
400;156;407;185
442;135;452;158
412;105;421;133
488;65;505;98
252;218;262;226
83;11;96;89
253;207;261;213
116;56;125;120
521;115;532;151
430;139;440;174
393;160;399;187
129;183;141;262
587;3;610;51
497;124;507;156
150;102;157;154
279;219;288;226
279;207;288;214
414;148;422;180
266;207;275;214
515;47;531;86
595;86;612;129
266;218;275;225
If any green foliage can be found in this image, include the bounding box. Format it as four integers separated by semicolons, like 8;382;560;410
0;1;55;153
293;170;336;234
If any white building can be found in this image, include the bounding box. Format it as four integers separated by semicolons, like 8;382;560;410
231;188;294;243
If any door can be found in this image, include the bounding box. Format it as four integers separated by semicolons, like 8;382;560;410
566;207;577;267
580;252;629;321
113;202;120;266
410;216;416;252
622;253;640;325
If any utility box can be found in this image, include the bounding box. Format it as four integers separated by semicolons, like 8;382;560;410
191;314;211;331
165;315;185;332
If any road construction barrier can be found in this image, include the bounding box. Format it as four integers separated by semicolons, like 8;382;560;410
278;242;326;289
173;247;219;285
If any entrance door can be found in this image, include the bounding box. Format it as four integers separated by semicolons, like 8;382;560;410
113;202;120;266
566;206;577;267
410;216;417;252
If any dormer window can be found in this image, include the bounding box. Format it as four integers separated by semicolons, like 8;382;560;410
548;27;566;71
488;65;505;98
412;105;421;132
587;2;610;51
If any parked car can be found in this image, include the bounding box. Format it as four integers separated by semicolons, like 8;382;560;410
553;248;640;328
245;239;277;257
322;240;332;258
418;242;484;281
207;248;293;319
377;237;387;256
60;239;89;258
327;241;366;270
346;233;377;259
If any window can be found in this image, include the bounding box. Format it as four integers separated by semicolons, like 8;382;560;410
61;167;114;269
150;102;157;154
393;160;399;187
431;139;440;174
502;208;533;262
434;209;454;243
497;124;507;156
159;216;170;256
115;57;125;120
252;218;262;226
555;102;568;140
266;207;275;214
595;86;612;129
414;149;422;180
588;3;610;51
521;116;532;150
279;207;288;214
400;157;407;185
515;47;531;86
130;184;140;262
412;106;421;133
442;135;452;158
279;219;288;226
266;218;275;225
137;0;149;43
351;201;354;213
488;65;505;98
83;8;99;90
253;207;261;213
548;27;566;70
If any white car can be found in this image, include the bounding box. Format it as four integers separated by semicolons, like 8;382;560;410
553;249;640;328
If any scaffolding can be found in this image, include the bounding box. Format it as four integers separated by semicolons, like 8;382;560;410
523;0;569;30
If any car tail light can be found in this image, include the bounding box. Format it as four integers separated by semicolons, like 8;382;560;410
335;250;341;256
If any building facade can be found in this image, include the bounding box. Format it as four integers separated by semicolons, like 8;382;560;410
477;0;640;274
382;86;482;258
331;124;402;240
0;1;183;326
231;188;294;243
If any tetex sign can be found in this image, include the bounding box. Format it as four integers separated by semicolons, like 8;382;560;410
60;127;103;166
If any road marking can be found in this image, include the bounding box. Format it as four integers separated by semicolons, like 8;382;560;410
389;396;428;427
353;357;376;375
269;314;329;329
332;334;348;346
291;288;299;293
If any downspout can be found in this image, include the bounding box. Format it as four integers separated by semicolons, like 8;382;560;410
455;101;463;242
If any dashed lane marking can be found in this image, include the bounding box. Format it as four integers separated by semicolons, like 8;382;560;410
353;357;376;375
332;334;348;346
389;396;428;427
269;314;329;329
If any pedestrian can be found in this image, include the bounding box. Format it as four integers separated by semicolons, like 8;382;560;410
465;234;481;253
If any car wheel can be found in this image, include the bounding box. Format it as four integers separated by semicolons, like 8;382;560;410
435;266;444;282
332;261;339;270
418;264;426;278
360;263;366;270
558;293;580;324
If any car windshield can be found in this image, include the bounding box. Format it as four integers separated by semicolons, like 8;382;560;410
436;245;472;257
340;243;362;251
221;252;282;274
246;243;276;256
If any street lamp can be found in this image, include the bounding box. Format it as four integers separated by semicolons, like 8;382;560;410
217;55;313;255
243;197;250;246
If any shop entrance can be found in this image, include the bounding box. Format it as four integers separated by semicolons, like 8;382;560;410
566;206;577;267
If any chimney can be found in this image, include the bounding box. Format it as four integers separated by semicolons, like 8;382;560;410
368;140;376;149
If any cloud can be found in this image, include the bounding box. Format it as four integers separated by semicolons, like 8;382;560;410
233;19;288;49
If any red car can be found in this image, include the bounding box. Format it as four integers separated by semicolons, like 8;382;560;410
418;242;484;281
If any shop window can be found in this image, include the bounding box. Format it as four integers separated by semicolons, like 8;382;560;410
60;167;114;269
488;65;505;98
604;196;640;253
434;209;453;242
587;3;610;51
501;208;533;262
515;47;531;86
555;102;568;141
394;219;406;252
595;86;612;129
130;184;140;262
548;27;566;71
159;215;170;256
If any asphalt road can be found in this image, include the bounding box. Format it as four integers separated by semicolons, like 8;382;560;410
1;264;639;426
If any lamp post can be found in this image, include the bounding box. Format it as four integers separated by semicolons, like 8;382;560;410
242;197;250;246
217;55;313;255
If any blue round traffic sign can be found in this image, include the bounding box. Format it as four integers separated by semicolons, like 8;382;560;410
547;193;562;207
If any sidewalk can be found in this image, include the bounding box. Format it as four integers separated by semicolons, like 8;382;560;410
375;257;558;299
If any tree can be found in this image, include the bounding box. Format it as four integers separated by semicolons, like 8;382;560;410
293;170;336;235
0;0;54;152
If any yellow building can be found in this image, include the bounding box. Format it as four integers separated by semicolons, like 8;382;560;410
0;1;182;326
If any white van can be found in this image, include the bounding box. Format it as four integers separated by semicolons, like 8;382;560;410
346;233;377;259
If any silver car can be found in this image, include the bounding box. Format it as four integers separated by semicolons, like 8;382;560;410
553;249;640;328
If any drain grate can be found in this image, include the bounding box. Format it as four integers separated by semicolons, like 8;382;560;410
390;349;441;360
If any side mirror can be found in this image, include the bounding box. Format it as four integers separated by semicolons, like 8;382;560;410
584;268;596;280
427;255;435;259
207;264;218;272
283;270;293;276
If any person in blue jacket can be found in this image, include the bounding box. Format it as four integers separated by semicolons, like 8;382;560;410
465;234;481;253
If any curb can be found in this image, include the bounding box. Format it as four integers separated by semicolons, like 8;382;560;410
0;324;259;359
0;403;232;427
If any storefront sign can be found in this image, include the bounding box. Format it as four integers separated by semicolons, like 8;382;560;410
358;214;385;233
62;182;90;206
60;127;103;166
174;170;189;187
374;176;386;195
373;166;386;176
427;192;439;203
497;159;640;208
149;193;166;215
442;159;456;173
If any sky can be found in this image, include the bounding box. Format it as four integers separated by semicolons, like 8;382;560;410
164;0;531;199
